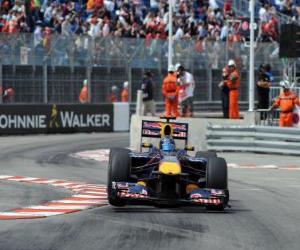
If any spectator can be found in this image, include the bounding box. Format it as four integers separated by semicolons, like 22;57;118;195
33;21;43;48
256;64;271;110
3;87;14;103
176;63;195;117
0;0;293;50
218;66;230;118
141;70;155;116
264;64;274;83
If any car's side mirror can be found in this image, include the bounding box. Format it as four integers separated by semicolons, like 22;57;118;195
142;142;153;148
184;145;194;151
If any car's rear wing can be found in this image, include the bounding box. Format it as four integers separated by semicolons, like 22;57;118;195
141;120;188;144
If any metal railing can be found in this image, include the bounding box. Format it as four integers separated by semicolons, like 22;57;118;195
206;124;300;155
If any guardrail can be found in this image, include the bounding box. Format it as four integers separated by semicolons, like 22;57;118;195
206;125;300;155
256;109;279;126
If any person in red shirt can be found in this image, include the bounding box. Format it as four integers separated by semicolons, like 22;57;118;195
162;65;179;117
271;81;300;127
3;87;14;103
226;59;240;119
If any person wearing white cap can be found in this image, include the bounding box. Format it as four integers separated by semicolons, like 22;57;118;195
162;65;179;117
108;85;118;102
121;81;129;102
271;80;300;127
79;79;88;103
226;59;240;119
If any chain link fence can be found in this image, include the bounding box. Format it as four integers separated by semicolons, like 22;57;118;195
0;33;297;104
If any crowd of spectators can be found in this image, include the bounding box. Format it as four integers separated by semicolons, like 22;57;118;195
1;0;298;43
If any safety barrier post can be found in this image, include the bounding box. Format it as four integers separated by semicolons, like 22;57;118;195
136;90;143;116
86;65;92;103
0;61;2;104
43;63;48;104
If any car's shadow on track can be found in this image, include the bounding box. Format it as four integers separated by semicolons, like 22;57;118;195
107;204;249;214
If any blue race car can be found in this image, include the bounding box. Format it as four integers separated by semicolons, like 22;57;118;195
107;118;229;210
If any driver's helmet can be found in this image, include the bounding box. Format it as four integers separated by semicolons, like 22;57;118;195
160;136;175;152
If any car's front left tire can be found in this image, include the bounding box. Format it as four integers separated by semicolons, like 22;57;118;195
107;148;131;206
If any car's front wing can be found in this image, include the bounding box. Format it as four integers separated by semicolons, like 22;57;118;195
111;182;227;207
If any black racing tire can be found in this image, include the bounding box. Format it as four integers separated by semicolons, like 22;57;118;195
205;157;228;211
206;157;228;190
195;151;217;159
107;148;131;207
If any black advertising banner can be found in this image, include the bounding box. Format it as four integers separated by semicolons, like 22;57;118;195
0;104;113;135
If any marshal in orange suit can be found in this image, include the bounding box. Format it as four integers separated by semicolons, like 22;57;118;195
272;80;300;127
162;65;179;117
79;79;88;103
226;60;240;119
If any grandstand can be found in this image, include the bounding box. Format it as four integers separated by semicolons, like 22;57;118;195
2;0;299;40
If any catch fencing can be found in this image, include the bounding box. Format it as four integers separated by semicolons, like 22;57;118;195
0;34;298;113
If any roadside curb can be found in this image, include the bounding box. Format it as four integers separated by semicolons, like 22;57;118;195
0;175;108;220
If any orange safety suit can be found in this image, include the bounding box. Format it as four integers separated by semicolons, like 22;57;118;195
108;93;118;103
121;88;128;102
273;90;300;127
162;73;179;117
79;86;88;103
226;70;240;119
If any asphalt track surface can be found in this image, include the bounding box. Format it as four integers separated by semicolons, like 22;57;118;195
0;133;300;250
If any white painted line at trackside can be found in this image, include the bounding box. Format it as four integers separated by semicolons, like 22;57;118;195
0;175;14;179
234;188;263;191
30;205;91;210
0;211;64;216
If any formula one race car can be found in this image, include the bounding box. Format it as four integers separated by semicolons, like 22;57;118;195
107;118;229;210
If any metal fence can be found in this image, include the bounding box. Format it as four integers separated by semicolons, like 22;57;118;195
0;33;289;69
0;34;298;105
1;65;288;105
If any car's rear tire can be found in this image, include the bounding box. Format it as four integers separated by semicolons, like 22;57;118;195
205;157;228;211
195;151;217;159
107;148;131;207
